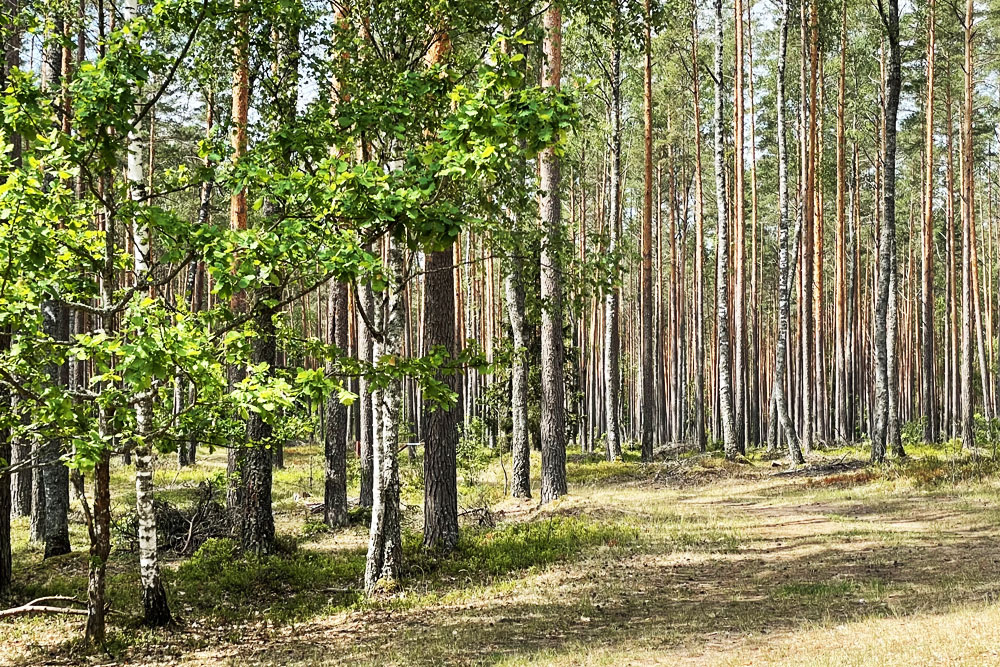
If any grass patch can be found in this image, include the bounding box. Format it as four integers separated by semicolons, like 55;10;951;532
407;516;640;581
172;538;364;623
774;579;888;601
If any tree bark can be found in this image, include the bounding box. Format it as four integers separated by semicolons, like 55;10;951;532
873;0;902;462
921;0;937;443
506;255;531;496
713;0;738;457
421;26;459;552
324;282;349;528
733;0;747;454
772;0;802;463
422;248;459;550
639;0;654;461
691;6;707;453
604;7;623;462
357;280;375;507
365;242;404;593
960;0;975;449
540;4;567;502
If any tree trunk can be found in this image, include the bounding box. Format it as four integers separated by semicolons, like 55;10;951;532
422;248;459;550
227;0;250;509
732;0;746;455
640;0;654;462
36;20;71;558
0;327;9;595
604;13;622;462
834;0;848;443
921;0;937;443
324;282;349;528
713;0;738;457
772;0;802;463
691;7;707;453
365;242;405;593
241;293;278;555
39;298;71;559
873;0;902;462
421;26;459;552
960;0;974;449
84;445;111;644
358;280;375;507
540;5;567;502
134;416;171;626
124;0;171;618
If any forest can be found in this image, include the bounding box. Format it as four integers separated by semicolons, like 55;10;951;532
3;0;1000;663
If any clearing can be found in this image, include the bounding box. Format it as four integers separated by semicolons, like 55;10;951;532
4;444;1000;666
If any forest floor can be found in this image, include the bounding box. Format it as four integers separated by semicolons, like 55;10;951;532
4;440;1000;666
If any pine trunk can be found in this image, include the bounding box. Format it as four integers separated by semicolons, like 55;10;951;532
324;282;350;528
540;5;567;502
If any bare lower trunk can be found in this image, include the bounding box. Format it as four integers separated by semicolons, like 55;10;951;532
40;300;71;558
604;37;622;462
84;449;111;645
506;257;531;498
540;5;567;503
365;242;405;593
691;7;707;453
640;0;654;462
358;280;375;508
713;0;738;457
874;0;901;462
134;401;171;626
10;422;31;517
773;0;802;463
324;282;349;528
239;295;277;556
422;248;459;550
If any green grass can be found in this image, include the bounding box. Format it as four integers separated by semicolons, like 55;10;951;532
775;579;888;601
9;442;1000;666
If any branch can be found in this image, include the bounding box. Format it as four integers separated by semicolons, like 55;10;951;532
129;1;209;133
0;597;88;619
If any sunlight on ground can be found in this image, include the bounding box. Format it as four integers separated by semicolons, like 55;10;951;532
4;445;1000;665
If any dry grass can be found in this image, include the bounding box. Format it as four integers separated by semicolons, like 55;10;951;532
4;446;1000;665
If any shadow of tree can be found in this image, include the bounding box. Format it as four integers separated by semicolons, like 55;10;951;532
7;466;1000;666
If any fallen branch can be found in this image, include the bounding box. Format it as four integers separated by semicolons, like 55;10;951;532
0;596;89;620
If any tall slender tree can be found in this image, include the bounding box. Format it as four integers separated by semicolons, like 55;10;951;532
691;5;707;453
921;0;937;443
640;0;654;462
873;0;902;462
422;25;459;551
604;0;623;461
771;0;802;463
713;0;738;458
540;2;568;501
960;0;975;450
